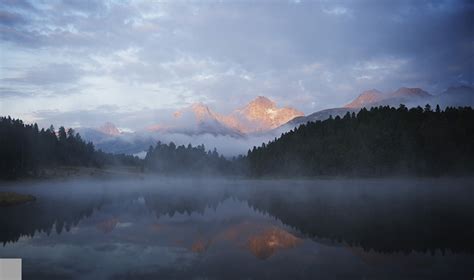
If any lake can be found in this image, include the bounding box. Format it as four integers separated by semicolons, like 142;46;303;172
1;177;473;279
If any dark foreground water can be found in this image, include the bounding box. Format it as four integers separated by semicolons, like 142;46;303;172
1;177;473;279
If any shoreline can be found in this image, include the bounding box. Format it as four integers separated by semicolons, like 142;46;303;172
1;167;473;186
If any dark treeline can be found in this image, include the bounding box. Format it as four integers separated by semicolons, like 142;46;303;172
144;141;232;175
0;116;140;179
246;105;474;177
3;105;474;179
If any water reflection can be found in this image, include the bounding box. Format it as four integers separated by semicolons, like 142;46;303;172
0;178;473;279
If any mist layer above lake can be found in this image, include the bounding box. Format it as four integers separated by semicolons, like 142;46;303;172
1;177;473;279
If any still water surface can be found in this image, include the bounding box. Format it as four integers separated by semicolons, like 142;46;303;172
1;178;473;279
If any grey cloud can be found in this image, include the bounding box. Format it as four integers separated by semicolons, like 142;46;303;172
0;87;35;97
0;0;36;11
0;26;43;46
1;0;473;125
4;63;84;86
131;1;472;109
0;10;26;26
56;0;106;14
31;107;175;130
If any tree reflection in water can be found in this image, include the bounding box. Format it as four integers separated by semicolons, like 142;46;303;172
0;178;473;279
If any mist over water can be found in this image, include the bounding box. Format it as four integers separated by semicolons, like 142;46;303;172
1;177;473;279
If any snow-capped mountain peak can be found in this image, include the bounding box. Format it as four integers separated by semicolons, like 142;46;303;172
227;96;303;133
98;122;121;136
167;97;303;134
344;89;384;108
174;102;218;123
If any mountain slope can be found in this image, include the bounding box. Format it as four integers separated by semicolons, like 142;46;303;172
434;86;474;107
390;87;431;99
344;87;433;109
283;108;356;129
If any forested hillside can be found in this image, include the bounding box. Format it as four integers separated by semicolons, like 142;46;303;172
0;116;140;179
246;105;474;176
3;105;474;179
144;141;232;175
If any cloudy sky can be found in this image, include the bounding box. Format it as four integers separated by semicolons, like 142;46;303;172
0;0;472;130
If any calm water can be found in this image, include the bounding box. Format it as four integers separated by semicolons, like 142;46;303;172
1;177;473;279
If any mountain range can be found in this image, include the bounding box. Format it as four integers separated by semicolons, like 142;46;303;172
287;86;474;128
346;86;473;109
77;86;473;156
76;96;303;155
146;96;303;136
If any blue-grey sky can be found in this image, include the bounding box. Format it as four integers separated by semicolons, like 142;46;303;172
0;0;472;130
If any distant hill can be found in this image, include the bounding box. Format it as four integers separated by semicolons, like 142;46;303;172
345;86;473;109
76;123;155;155
276;108;356;132
435;86;474;107
279;86;474;131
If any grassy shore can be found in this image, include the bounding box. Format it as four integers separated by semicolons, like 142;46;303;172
0;165;145;182
0;192;36;206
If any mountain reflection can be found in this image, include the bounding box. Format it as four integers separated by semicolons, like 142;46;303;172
96;218;120;233
247;227;301;260
238;180;474;254
1;178;473;257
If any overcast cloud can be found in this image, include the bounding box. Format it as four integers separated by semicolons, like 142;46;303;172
0;0;472;130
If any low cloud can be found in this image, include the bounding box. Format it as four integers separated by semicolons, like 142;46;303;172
145;132;274;157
